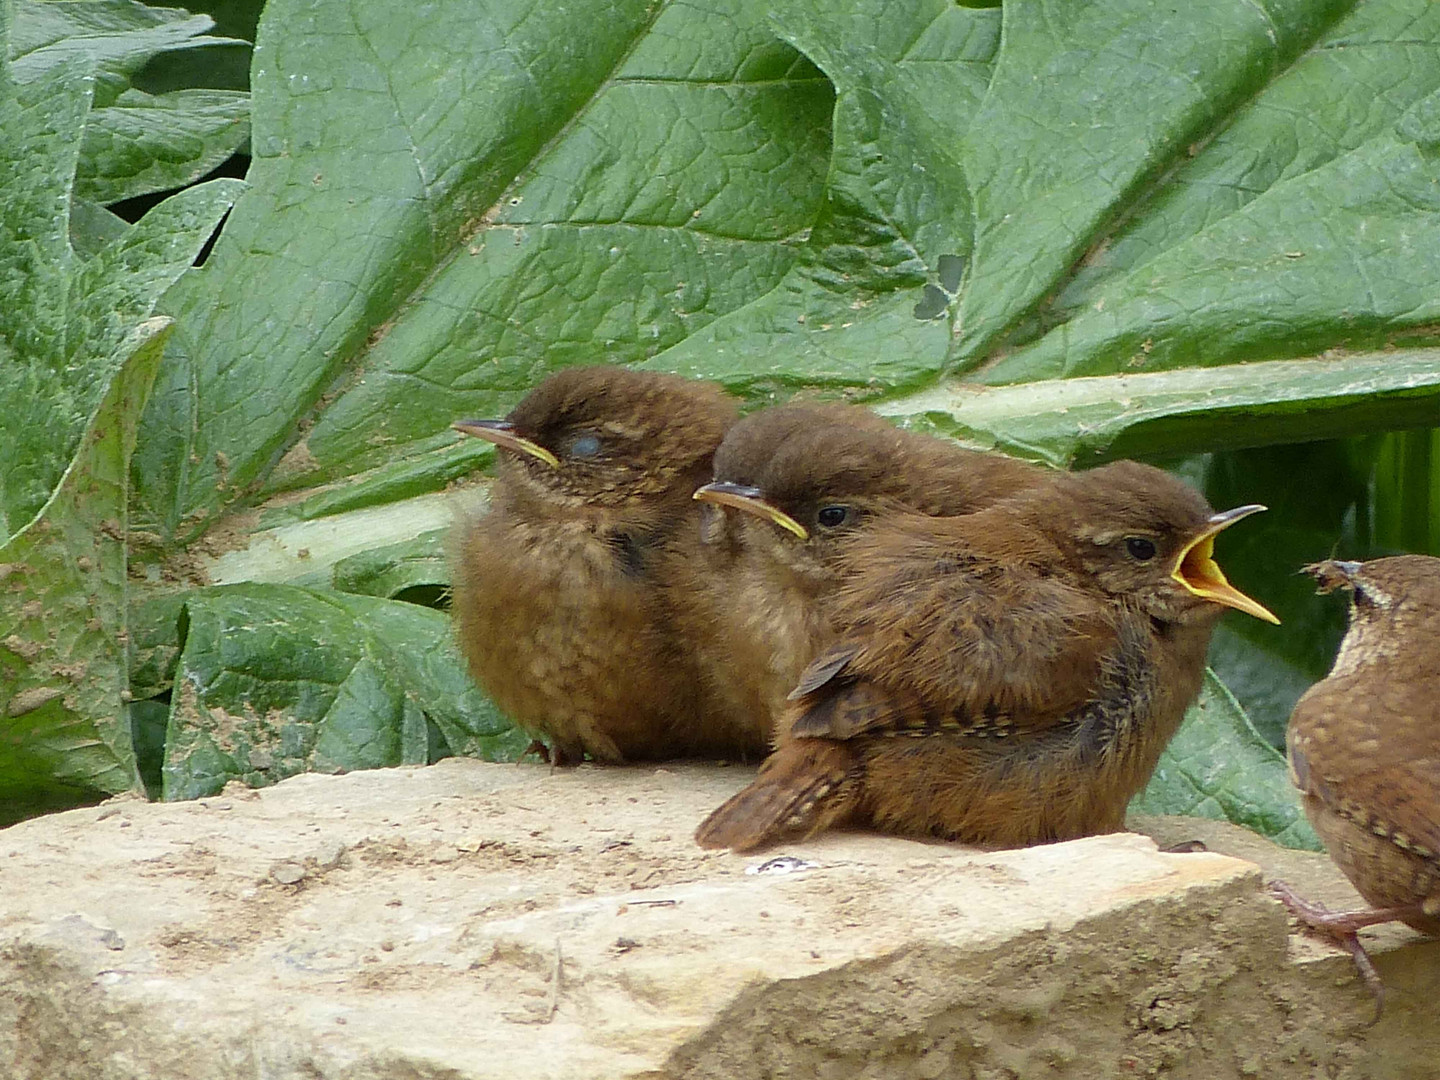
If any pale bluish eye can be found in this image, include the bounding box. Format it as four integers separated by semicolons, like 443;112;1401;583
569;434;602;458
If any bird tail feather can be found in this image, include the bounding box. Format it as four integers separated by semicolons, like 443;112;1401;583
694;740;857;852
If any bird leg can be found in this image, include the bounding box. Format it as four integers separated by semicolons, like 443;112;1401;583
1266;880;1425;1021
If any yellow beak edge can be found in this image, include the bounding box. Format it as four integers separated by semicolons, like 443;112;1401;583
453;419;560;469
1171;504;1280;624
692;481;809;540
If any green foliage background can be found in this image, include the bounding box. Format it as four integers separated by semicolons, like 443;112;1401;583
3;0;1438;847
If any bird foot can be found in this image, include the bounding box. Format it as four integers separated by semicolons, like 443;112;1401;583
1266;880;1421;932
1267;880;1390;1022
516;740;587;768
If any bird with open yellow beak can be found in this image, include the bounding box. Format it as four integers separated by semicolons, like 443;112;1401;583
696;459;1278;852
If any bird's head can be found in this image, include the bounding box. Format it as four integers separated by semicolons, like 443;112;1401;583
693;406;1024;582
1043;461;1278;627
1304;555;1440;675
453;366;737;512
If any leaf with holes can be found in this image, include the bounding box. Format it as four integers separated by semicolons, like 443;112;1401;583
0;5;242;816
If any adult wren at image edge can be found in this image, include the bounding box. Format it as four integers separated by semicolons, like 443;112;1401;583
1270;556;1440;1010
450;366;738;765
697;461;1280;852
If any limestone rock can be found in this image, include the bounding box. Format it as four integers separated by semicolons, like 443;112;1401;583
1;760;1436;1079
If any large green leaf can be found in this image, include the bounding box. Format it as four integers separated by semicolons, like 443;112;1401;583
128;0;1440;554
982;91;1440;382
953;0;1350;365
640;0;998;393
131;0;837;541
1053;0;1440;325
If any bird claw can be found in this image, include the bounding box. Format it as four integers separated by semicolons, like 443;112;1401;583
1335;932;1386;1025
1267;880;1386;1022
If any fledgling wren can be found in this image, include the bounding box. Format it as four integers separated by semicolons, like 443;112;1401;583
696;460;1278;852
450;365;738;765
671;403;1047;755
1270;556;1440;1013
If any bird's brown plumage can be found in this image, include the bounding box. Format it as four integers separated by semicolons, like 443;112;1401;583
450;365;739;765
1283;556;1440;938
696;460;1276;852
668;404;1047;756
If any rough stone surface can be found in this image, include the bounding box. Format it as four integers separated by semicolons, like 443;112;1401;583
0;759;1436;1079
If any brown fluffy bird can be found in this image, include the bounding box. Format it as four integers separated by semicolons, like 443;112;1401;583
450;365;738;765
1270;556;1440;1012
696;460;1279;852
671;404;1047;755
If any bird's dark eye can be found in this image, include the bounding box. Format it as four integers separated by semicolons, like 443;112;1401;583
568;433;602;458
816;505;849;529
1125;537;1157;561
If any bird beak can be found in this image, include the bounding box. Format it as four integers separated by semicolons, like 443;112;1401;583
452;419;560;468
692;481;809;540
1171;505;1280;624
1301;559;1364;594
